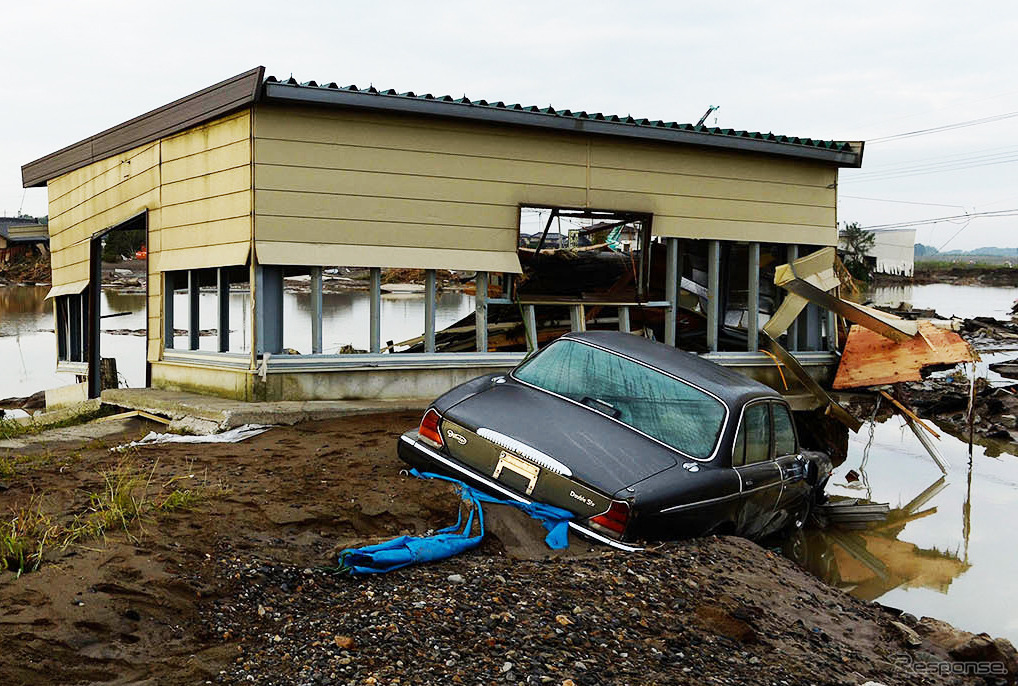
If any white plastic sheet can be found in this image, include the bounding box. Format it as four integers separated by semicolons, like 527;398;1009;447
112;424;271;451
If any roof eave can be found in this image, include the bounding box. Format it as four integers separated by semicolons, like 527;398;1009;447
21;66;265;188
262;82;863;168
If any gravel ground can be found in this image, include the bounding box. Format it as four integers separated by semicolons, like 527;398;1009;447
202;537;983;686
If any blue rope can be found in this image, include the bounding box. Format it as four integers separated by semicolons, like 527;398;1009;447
337;469;573;574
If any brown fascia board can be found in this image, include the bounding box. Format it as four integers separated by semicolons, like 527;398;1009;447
21;66;265;188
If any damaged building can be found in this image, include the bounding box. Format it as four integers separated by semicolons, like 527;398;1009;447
22;66;865;405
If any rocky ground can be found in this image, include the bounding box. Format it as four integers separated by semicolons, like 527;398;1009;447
2;412;1016;685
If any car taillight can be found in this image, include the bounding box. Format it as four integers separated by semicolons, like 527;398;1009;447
418;409;444;448
589;500;630;537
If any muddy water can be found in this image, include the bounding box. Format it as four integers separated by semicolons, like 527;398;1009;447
0;285;474;398
788;418;1018;646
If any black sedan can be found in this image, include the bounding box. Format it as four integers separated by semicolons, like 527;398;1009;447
397;331;832;551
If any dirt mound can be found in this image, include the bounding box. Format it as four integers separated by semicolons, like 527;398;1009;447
2;411;1011;685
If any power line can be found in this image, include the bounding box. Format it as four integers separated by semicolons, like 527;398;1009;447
861;208;1018;231
867;110;1018;145
839;194;966;209
841;153;1018;184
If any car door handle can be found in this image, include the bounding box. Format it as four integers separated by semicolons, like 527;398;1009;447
745;479;754;487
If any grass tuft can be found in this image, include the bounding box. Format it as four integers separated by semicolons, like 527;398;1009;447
1;498;59;577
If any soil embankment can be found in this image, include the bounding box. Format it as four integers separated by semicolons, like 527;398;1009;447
2;412;1015;685
875;264;1018;287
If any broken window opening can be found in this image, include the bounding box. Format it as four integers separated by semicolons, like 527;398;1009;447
164;267;249;354
55;290;88;363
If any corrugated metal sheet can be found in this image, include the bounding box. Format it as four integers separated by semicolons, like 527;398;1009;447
265;75;856;155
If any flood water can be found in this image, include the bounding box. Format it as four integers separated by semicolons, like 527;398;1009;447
0;285;475;399
3;281;1018;644
789;416;1018;646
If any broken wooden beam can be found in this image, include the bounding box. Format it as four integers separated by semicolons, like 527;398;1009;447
764;247;918;343
761;332;863;432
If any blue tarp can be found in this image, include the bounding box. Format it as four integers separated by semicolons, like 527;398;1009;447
337;469;573;575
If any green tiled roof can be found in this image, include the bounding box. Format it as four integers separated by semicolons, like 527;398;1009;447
265;75;855;154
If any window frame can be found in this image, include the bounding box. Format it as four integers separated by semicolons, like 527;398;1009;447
730;397;798;467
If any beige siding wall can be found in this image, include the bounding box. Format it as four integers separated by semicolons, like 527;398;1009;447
45;110;254;363
251;105;837;271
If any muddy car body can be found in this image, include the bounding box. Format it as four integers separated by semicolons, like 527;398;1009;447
398;331;832;550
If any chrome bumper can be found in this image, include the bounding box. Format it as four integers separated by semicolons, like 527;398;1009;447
399;434;643;553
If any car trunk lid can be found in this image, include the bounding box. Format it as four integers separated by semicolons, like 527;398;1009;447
441;382;677;512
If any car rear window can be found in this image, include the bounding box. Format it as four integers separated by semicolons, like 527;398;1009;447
512;339;726;459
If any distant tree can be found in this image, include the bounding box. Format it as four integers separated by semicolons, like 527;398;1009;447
101;228;145;263
914;243;939;258
840;222;876;281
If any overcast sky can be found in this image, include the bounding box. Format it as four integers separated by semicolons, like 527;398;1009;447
4;1;1016;250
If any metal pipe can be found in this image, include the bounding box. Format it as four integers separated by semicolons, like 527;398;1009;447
188;269;200;351
570;304;587;332
310;267;323;354
524;304;538;351
618;305;630;333
707;240;720;352
786;245;799;351
475;271;488;352
748;242;760;352
424;269;437;353
163;272;175;350
369;267;381;354
218;267;231;353
664;237;678;346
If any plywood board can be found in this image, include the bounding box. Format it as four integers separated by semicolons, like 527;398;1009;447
832;321;976;389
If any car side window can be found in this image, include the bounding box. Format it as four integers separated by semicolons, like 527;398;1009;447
772;403;797;457
744;403;771;464
732;420;746;467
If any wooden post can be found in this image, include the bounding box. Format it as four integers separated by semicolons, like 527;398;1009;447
786;245;799;351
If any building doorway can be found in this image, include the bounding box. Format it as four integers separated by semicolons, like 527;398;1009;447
86;211;148;398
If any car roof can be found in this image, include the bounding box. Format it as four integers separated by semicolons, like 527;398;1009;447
557;331;780;408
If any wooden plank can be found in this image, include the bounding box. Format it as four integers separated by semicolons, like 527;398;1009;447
833;322;977;389
589;166;836;207
161;166;251;206
161;190;251;228
879;390;941;439
254;215;518;252
590;137;837;188
160;110;250;161
588;187;835;227
762;332;863;432
255;106;589;166
253;138;588;188
651;216;836;245
160;139;250;184
254;189;517;229
254;163;587;208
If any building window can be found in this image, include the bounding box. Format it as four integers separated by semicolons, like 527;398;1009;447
55;291;88;362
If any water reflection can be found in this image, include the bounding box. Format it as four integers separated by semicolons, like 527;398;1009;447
788;416;1018;644
1;285;475;398
868;283;1017;320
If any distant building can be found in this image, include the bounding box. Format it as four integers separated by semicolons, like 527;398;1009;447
840;228;915;277
0;216;49;264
